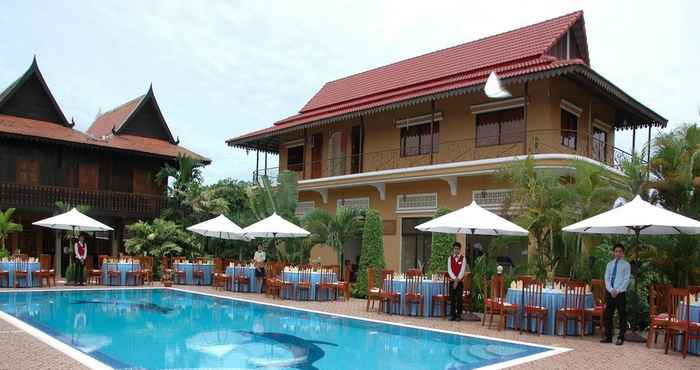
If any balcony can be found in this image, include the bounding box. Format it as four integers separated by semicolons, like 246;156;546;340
253;129;635;187
0;182;166;218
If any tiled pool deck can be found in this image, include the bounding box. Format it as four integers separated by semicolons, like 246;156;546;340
0;283;698;370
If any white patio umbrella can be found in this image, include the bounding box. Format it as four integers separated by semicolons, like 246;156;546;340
187;214;250;258
33;208;114;233
562;195;700;235
241;213;310;239
415;201;528;236
416;201;527;322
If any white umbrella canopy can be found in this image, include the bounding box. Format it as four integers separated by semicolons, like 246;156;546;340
562;195;700;235
241;213;310;238
415;201;528;236
32;208;113;232
187;214;250;240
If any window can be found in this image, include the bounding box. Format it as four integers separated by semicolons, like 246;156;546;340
400;122;439;157
287;145;304;172
16;159;40;185
475;107;525;147
473;189;512;211
592;127;608;163
337;197;369;210
295;201;315;219
561;109;578;149
397;193;437;213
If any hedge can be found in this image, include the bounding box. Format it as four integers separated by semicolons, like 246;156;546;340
426;208;455;275
353;209;386;298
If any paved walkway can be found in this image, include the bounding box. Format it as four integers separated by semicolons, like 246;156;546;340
0;283;698;369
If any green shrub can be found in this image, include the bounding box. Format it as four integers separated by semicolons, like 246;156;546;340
426;208;455;275
353;209;386;298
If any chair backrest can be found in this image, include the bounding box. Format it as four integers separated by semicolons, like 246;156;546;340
299;266;311;284
552;276;570;288
367;267;376;291
381;270;395;293
39;254;52;270
490;274;506;301
98;255;109;268
437;271;449;295
84;255;94;270
649;283;672;316
523;278;544;308
405;268;423;295
562;280;587;311
590;279;606;307
212;258;223;273
320;267;335;284
462;271;473;292
667;288;691;322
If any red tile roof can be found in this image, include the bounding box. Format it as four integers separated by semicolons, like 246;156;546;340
86;95;143;137
228;11;589;145
0;114;209;163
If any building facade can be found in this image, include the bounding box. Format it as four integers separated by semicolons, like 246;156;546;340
0;59;208;275
227;11;666;272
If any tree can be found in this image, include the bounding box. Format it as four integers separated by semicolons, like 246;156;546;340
354;209;386;298
156;154;204;224
0;208;22;253
303;207;364;271
124;218;200;258
426;208;455;275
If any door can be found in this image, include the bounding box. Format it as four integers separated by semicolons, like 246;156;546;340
78;163;99;191
401;217;432;273
351;125;363;173
592;127;608;163
328;132;346;177
311;133;323;179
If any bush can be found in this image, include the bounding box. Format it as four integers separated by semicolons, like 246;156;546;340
426;208;455;275
353;209;386;298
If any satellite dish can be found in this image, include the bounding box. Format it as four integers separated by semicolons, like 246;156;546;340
484;71;512;98
613;196;627;209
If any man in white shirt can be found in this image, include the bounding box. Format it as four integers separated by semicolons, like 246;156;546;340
601;243;631;345
253;244;266;293
448;242;467;321
74;233;88;286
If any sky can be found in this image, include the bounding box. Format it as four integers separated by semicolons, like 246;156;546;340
1;0;698;184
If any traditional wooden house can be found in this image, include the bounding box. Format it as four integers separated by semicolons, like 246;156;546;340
0;58;209;275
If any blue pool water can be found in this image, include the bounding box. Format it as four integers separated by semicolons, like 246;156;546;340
0;289;554;369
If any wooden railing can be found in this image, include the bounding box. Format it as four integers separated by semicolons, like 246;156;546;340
0;182;165;217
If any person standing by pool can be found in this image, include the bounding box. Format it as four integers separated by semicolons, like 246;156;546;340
74;233;88;286
253;244;266;293
601;242;630;345
448;242;467;321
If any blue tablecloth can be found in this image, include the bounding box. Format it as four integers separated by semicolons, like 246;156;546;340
225;266;257;292
0;262;40;288
506;288;593;335
174;263;213;285
101;263;141;286
280;271;337;300
383;279;444;316
678;303;700;355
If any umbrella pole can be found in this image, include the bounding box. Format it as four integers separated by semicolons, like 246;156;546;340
624;228;646;342
463;230;480;322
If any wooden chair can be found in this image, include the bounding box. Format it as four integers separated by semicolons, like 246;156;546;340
107;263;121;286
296;267;312;300
85;256;101;285
585;279;606;336
140;256;153;285
648;283;672;348
160;256;172;276
482;274;519;330
316;268;337;301
403;269;424;316
378;270;401;315
14;259;29;288
173;262;187;285
192;264;205;285
233;265;251;292
664;288;699;358
36;254;55;287
431;272;450;318
462;272;474;316
329;265;350;301
366;267;381;311
523;278;548;335
555;280;587;337
265;263;282;298
126;262;142;286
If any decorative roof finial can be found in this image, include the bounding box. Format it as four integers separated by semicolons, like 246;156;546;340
174;136;180;145
68;117;75;128
111;125;118;135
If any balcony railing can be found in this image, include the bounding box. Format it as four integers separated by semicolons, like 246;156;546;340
253;129;637;185
0;182;166;218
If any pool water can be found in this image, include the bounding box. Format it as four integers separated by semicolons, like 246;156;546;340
0;289;555;369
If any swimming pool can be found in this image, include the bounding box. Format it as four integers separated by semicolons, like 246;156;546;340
0;288;565;369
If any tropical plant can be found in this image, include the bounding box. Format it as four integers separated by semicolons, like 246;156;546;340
124;218;200;258
353;209;386;298
0;208;22;253
157;154;204;224
426;208;455;275
304;207;364;272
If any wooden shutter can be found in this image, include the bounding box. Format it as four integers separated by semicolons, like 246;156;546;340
78;163;99;190
16;159;40;185
132;169;152;194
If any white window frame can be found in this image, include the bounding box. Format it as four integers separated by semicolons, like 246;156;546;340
470;97;525;114
395;112;443;128
472;189;513;212
295;201;315;219
336;197;370;210
396;193;438;213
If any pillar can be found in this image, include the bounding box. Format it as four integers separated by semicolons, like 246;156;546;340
54;231;62;277
111;226;120;257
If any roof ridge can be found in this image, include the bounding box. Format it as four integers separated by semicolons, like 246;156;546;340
321;10;582;87
95;94;144;119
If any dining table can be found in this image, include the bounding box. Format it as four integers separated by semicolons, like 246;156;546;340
387;278;445;317
101;262;141;286
280;271;337;300
0;261;41;288
678;302;700;355
174;263;214;285
225;266;257;292
505;287;594;335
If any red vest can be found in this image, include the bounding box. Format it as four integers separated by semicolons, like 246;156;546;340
450;255;464;276
77;242;86;257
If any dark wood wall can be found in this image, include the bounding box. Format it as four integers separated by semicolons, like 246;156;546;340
119;100;171;141
0;74;64;124
0;138;168;195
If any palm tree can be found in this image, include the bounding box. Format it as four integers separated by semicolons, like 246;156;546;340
156;154;204;224
0;208;23;253
303;207;364;273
